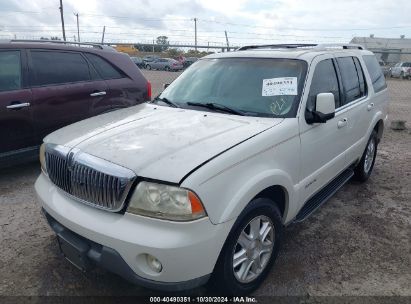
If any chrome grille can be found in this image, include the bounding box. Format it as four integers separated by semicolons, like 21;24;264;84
45;144;136;212
45;151;71;193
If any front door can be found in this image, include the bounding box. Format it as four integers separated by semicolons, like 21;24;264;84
298;56;347;202
0;50;36;155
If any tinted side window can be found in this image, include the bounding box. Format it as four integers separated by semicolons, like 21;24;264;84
353;57;367;96
307;59;340;111
337;57;365;104
0;51;22;92
31;51;90;86
85;53;123;80
363;55;387;93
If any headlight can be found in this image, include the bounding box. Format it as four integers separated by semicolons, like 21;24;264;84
39;143;47;174
127;181;206;221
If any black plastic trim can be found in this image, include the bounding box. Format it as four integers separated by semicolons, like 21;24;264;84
0;145;39;169
294;168;354;222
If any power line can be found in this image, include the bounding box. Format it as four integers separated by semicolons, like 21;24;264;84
198;18;411;32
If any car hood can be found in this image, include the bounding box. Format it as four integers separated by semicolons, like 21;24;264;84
45;104;283;183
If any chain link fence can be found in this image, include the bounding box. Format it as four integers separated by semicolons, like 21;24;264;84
141;52;410;128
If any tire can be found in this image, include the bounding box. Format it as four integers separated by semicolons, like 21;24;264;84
165;66;170;71
210;198;283;295
400;72;405;79
146;65;152;70
354;130;378;182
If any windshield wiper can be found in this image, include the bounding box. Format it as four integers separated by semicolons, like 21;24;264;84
152;97;179;108
186;102;245;116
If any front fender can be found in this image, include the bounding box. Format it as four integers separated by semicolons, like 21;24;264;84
219;169;295;224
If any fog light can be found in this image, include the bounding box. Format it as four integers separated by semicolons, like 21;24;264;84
146;254;162;273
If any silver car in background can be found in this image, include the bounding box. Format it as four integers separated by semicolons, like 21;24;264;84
146;58;183;71
390;62;411;79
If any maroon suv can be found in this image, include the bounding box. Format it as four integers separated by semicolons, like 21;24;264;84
0;40;151;167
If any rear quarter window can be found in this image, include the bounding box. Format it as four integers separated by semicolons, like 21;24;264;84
363;55;387;93
85;53;124;80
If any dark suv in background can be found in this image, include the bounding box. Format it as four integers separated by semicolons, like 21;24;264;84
0;40;151;167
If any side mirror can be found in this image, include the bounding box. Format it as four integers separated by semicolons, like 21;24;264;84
163;83;170;89
306;93;335;124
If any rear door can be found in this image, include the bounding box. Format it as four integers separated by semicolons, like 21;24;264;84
333;55;369;166
29;50;110;142
85;52;142;109
0;49;36;155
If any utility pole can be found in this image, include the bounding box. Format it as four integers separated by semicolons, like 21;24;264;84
101;26;106;44
59;0;66;41
225;30;230;51
194;17;197;52
74;13;80;42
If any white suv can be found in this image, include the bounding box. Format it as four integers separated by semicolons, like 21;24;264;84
35;44;389;294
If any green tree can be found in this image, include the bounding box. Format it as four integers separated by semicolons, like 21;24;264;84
156;36;169;51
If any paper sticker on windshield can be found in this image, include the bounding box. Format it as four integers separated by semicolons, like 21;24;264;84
262;77;298;96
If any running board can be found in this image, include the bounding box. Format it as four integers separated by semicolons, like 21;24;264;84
294;168;354;223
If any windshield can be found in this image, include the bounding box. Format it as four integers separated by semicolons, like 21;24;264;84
158;58;307;117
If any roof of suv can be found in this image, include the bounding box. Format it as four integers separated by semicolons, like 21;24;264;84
206;44;374;61
0;40;117;55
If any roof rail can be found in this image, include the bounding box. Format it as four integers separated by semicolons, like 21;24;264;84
237;43;365;51
237;44;318;51
315;43;365;50
9;39;116;51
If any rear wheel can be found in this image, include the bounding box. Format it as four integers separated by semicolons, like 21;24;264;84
210;198;283;295
354;130;378;182
400;72;405;79
165;66;171;71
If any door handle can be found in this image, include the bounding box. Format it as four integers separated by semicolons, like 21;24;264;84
90;91;107;97
337;118;348;128
6;102;31;110
367;103;375;111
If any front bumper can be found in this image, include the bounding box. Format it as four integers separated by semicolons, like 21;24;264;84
35;174;234;290
43;210;210;291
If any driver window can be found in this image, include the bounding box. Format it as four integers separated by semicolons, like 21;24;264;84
307;59;340;111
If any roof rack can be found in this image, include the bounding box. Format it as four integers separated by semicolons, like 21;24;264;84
9;39;116;51
237;44;318;51
237;43;365;51
315;43;364;50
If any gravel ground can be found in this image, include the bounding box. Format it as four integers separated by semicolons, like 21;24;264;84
0;75;410;298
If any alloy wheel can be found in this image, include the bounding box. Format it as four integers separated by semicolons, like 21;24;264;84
232;215;274;283
364;138;376;173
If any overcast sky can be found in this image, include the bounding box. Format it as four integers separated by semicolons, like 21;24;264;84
1;0;411;48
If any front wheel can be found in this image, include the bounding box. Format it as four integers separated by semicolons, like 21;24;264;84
165;66;171;71
210;198;283;295
146;65;152;70
354;130;378;182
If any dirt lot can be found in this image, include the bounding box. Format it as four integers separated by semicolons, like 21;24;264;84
0;74;410;297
